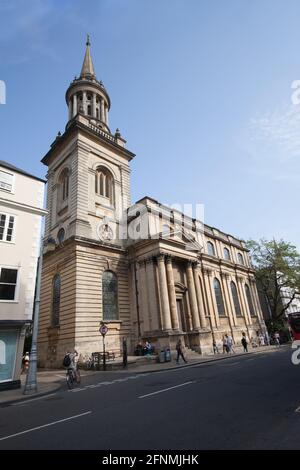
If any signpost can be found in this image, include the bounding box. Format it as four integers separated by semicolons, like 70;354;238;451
99;323;108;371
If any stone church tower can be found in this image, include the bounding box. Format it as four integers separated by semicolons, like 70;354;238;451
38;38;135;366
38;38;266;367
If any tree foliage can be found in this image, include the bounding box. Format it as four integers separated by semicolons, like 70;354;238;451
247;239;300;320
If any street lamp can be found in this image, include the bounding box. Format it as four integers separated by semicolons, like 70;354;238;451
23;236;56;395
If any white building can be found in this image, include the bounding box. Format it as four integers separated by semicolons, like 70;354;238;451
0;161;46;390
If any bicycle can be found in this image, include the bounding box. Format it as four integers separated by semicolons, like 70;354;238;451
66;367;81;389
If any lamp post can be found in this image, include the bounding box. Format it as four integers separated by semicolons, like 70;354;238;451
23;237;56;395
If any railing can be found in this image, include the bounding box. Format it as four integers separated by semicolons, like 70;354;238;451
88;123;117;143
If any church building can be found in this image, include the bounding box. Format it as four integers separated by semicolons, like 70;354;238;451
37;38;266;367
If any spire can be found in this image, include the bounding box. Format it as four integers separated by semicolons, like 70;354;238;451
80;34;95;79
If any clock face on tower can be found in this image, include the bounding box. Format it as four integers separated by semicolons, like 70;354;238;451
97;223;114;242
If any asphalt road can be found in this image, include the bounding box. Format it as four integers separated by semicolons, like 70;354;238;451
1;346;300;450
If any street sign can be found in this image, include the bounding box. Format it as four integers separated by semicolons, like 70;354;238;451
99;324;108;336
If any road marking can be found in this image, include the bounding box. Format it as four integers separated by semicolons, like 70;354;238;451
223;361;241;366
0;411;92;441
12;393;57;406
138;381;195;399
295;406;300;413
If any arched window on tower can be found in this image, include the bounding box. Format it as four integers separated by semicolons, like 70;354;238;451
230;281;242;317
95;166;114;205
57;168;70;213
102;271;118;321
207;241;216;256
52;274;61;327
245;284;255;317
214;278;225;316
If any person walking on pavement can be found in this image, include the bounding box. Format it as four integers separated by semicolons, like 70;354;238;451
227;334;235;354
176;339;187;364
241;332;248;352
213;339;219;354
222;335;229;353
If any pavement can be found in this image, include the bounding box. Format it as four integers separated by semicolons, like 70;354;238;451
0;344;283;406
0;345;297;450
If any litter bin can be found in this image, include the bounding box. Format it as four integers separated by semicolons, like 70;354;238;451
158;349;165;363
165;348;171;362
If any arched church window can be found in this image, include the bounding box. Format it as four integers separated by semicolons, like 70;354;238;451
224;247;230;260
230;281;242;317
95;167;114;205
237;252;244;265
245;284;255;316
52;274;61;327
207;241;215;256
102;271;118;321
214;278;225;316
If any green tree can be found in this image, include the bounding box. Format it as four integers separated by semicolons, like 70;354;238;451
247;239;300;321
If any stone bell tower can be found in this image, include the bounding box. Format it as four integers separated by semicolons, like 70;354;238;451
38;37;135;368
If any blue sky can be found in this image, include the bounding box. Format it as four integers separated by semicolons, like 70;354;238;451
0;0;300;248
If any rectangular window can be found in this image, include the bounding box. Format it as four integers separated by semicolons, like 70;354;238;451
0;170;14;192
0;267;18;301
0;213;15;242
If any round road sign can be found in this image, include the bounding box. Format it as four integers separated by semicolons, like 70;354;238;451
99;324;108;336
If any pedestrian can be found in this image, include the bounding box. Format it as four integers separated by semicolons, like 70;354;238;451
213;339;219;354
21;352;30;374
241;333;248;353
176;339;187;364
227;334;235;354
259;333;265;346
222;335;229;354
274;332;280;347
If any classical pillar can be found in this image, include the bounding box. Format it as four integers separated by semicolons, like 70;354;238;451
186;261;201;330
250;277;264;324
227;276;239;327
206;268;220;327
72;94;77;117
138;261;150;334
165;256;179;330
221;273;235;337
202;268;216;327
100;98;105;123
237;275;251;326
82;91;87;115
193;263;207;328
145;258;160;331
105;106;109;126
92;93;97;118
68;100;72;120
157;255;172;330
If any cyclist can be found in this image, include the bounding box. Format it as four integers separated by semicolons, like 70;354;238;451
64;349;80;383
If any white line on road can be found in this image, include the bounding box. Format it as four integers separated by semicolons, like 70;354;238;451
12;393;57;406
0;411;92;441
295;406;300;413
138;381;195;399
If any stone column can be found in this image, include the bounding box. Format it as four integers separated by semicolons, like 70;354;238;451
207;268;220;327
186;261;201;330
92;93;97;118
202;268;216;327
193;263;207;328
105;105;109;126
100;98;105;123
166;256;179;330
145;258;160;331
72;94;77;117
221;273;235;337
250;277;264;325
157;255;172;331
225;276;238;326
68;100;72;120
82;91;87;115
138;260;150;334
237;275;251;325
